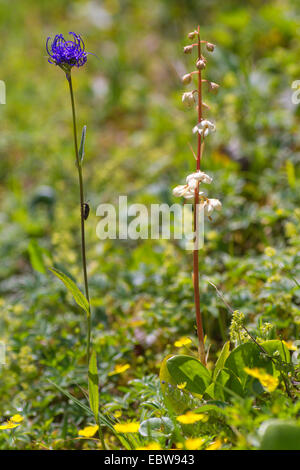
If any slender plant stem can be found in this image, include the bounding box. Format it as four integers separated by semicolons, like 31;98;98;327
193;26;206;365
67;73;92;364
97;415;106;450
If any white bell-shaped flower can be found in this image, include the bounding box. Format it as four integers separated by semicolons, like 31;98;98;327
193;120;216;138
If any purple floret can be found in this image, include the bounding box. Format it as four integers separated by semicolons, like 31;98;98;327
46;32;88;72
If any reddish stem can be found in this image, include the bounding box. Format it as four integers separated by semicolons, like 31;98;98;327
193;26;206;365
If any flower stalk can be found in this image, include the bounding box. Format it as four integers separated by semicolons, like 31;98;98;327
67;73;92;364
173;27;221;365
46;33;92;364
193;27;205;364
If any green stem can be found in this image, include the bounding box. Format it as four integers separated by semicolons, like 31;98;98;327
97;415;107;450
67;72;91;364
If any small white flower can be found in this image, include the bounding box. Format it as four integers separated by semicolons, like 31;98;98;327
182;91;195;107
184;189;204;199
186;171;212;185
172;185;189;197
193;119;216;138
173;184;204;199
200;198;222;215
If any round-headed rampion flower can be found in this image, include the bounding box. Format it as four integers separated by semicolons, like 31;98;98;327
193;119;216;138
46;32;88;74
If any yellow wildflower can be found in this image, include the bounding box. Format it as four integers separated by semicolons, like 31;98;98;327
113;410;122;418
136;442;162;450
0;420;21;430
264;246;276;257
108;364;130;376
206;438;222;450
185;437;205;450
11;414;23;423
177;382;187;390
129;320;146;327
267;274;281;283
78;425;99;438
176;412;207;424
244;367;279;392
114;422;140;433
174;337;192;348
282;340;297;351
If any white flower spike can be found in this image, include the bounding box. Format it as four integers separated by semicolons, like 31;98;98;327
193;120;216;138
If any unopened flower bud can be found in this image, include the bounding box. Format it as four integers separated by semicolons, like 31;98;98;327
182;91;195;107
188;31;198;40
182;73;192;85
206;42;215;52
196;59;206;70
209;81;219;93
184;45;193;54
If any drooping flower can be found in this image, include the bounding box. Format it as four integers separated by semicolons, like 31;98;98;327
182;91;196;107
193;119;216;137
182;73;192;85
200;198;222;215
46;32;88;74
186;171;213;186
208;81;219;93
196;59;206;70
206;42;215;52
172;184;204;199
184;45;193;54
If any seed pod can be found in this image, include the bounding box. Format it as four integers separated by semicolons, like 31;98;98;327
182;73;192;85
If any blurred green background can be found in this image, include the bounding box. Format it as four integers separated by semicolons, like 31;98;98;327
0;0;299;449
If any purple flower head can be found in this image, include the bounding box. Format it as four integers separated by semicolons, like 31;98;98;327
46;32;88;74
